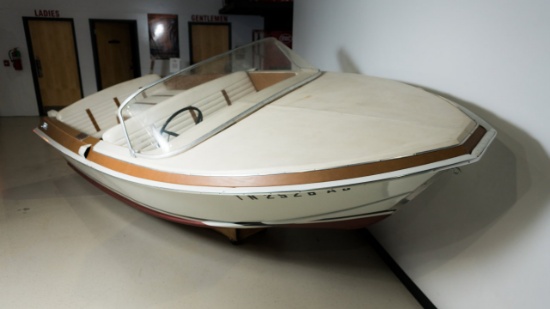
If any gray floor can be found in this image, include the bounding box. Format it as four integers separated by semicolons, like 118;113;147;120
0;117;421;308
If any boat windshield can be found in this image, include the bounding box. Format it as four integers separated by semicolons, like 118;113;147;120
114;38;321;158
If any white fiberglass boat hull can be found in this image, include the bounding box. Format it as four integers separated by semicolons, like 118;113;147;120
34;38;496;233
37;127;438;228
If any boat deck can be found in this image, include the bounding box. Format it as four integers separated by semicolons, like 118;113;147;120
91;73;478;177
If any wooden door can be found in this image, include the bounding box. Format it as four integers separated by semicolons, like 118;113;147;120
189;23;231;65
91;20;140;90
24;18;82;114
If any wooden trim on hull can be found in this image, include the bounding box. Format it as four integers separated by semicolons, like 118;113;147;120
86;126;487;187
39;117;487;188
39;117;100;153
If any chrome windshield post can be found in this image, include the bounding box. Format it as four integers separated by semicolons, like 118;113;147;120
117;90;140;158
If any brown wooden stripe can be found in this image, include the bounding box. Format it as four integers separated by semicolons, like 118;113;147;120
86;126;488;188
39;117;488;188
221;89;231;106
86;109;101;132
248;72;296;91
38;117;100;154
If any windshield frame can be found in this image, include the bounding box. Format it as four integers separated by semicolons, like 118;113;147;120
116;38;321;158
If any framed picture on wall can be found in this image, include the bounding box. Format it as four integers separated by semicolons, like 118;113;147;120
148;14;179;59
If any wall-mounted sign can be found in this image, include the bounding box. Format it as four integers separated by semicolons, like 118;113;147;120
191;15;228;23
34;9;60;18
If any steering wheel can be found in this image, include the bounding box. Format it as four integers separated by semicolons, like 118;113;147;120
160;106;203;138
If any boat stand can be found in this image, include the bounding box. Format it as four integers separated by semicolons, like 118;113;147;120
211;227;266;244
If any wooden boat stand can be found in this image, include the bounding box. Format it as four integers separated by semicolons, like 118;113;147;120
210;227;266;244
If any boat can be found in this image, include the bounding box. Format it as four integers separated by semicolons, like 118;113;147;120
34;38;496;242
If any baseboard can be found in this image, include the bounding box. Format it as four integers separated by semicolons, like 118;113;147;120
362;229;437;309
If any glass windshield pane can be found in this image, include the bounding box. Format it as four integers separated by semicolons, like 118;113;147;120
115;38;320;158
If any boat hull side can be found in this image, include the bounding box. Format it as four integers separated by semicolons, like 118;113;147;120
33;117;451;229
70;162;394;229
62;152;435;228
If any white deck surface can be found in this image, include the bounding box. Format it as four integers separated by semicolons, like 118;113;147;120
0;117;422;308
95;73;476;176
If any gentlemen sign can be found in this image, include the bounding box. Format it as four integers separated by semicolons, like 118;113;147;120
191;15;228;23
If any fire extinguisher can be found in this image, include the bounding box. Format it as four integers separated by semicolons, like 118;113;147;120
9;48;22;71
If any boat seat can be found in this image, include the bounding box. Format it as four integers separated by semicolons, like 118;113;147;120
103;71;256;151
56;74;161;138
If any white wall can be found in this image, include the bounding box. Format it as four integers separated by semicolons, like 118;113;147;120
294;1;550;308
0;0;262;116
